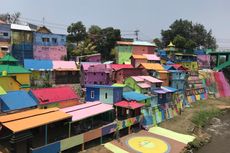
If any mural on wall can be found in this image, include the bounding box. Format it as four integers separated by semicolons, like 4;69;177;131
33;46;67;60
197;55;210;69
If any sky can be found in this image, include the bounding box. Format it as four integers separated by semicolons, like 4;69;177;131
1;0;230;48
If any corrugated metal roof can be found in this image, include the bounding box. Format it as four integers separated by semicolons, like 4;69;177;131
0;54;18;62
123;91;150;101
139;63;164;71
30;86;79;105
143;54;160;61
0;91;37;112
111;64;133;71
114;101;144;109
140;76;163;83
2;108;71;133
161;86;178;92
137;83;151;88
11;24;32;31
131;55;146;59
0;86;6;95
86;85;122;89
62;102;113;122
24;59;53;71
0;65;31;75
133;41;156;47
52;61;77;71
163;65;175;71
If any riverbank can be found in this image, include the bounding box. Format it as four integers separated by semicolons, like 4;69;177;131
82;97;230;153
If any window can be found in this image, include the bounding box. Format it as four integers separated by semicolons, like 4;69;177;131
91;91;94;98
52;38;57;43
3;32;8;36
101;73;104;76
42;37;50;42
105;93;108;99
94;72;96;75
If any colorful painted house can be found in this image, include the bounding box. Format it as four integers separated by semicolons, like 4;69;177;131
153;86;177;104
111;64;148;84
0;23;11;56
197;55;211;69
130;54;160;68
24;59;53;86
114;101;144;121
85;85;123;104
123;91;152;107
29;86;80;108
115;41;156;64
0;54;31;91
11;24;33;62
52;61;79;84
81;63;112;87
0;90;37;112
77;53;101;63
33;26;67;60
173;53;198;71
138;63;169;86
124;76;163;94
0;108;71;153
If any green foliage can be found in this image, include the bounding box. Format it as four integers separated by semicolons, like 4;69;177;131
66;22;121;61
173;35;186;50
71;39;97;56
192;109;221;127
161;19;217;50
153;38;163;49
67;21;87;45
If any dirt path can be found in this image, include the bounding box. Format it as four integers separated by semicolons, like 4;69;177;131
194;110;230;153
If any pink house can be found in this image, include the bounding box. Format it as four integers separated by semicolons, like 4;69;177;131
111;64;148;83
132;41;156;55
81;63;112;87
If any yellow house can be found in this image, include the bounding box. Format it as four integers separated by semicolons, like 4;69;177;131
0;54;31;91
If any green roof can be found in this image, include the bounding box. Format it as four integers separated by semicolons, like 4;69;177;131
112;83;126;87
0;65;31;75
0;86;6;95
0;54;18;62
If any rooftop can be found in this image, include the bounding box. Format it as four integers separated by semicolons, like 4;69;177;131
114;101;145;109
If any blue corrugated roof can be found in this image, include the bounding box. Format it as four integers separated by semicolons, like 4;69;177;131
24;59;53;71
166;61;174;65
163;65;175;70
0;90;37;112
123;91;150;101
161;86;178;92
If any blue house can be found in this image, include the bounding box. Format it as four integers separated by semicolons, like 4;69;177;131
85;85;123;104
168;70;187;91
0;90;37;112
153;86;177;104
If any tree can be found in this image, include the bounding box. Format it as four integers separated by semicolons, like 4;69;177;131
173;35;186;50
0;12;21;24
153;38;163;49
71;39;97;56
161;19;217;50
67;21;87;45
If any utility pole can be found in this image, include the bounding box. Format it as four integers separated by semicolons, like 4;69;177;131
42;17;45;26
134;30;139;40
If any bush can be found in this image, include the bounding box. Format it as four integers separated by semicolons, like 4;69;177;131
192;109;221;127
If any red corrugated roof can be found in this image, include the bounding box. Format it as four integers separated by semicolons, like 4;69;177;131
114;101;145;109
111;64;133;71
30;86;79;105
172;64;188;70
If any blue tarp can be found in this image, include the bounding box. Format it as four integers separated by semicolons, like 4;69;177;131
24;59;53;71
123;91;150;101
161;86;178;92
0;90;37;112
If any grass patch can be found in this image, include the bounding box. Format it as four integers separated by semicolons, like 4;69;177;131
192;108;221;127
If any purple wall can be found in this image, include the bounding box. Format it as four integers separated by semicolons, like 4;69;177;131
86;54;101;62
33;46;67;60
